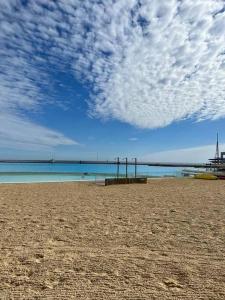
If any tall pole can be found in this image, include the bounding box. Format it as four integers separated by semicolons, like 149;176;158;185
135;158;137;178
132;158;137;178
116;157;120;178
215;132;219;163
125;157;128;178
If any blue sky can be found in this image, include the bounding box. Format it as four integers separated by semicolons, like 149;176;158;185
1;0;225;162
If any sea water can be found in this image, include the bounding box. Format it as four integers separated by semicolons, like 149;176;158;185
0;163;183;183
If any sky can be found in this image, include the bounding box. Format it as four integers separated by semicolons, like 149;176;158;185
1;0;225;162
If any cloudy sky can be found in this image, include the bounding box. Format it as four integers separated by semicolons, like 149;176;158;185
1;0;225;162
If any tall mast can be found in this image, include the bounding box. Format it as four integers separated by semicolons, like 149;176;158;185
215;132;219;161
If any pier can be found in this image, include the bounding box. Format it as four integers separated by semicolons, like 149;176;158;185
0;159;221;169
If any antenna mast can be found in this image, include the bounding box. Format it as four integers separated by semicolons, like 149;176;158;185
215;133;220;161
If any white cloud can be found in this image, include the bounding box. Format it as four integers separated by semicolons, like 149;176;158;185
129;137;138;141
68;0;225;128
0;1;77;149
1;0;225;149
0;114;77;150
142;144;225;163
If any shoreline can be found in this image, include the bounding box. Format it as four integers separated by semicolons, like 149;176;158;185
0;176;179;185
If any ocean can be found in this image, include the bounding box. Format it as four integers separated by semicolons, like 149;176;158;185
0;163;183;183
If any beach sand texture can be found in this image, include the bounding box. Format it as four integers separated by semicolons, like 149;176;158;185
0;179;225;299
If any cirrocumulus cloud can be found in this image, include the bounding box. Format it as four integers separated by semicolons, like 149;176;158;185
1;0;225;149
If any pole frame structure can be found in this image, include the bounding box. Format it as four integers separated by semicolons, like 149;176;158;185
125;157;128;178
116;157;120;178
132;158;137;178
134;158;137;178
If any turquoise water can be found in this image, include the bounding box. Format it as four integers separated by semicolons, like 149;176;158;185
0;163;183;183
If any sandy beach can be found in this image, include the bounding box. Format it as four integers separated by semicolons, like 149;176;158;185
0;178;225;299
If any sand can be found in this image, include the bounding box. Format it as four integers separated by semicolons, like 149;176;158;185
0;178;224;299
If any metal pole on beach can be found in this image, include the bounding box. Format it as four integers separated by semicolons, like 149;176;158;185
132;158;137;178
124;157;128;178
134;158;137;178
116;157;120;178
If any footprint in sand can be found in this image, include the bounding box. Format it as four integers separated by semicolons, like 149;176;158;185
163;278;183;291
47;237;66;247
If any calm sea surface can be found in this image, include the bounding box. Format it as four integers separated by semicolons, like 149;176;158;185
0;163;183;183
